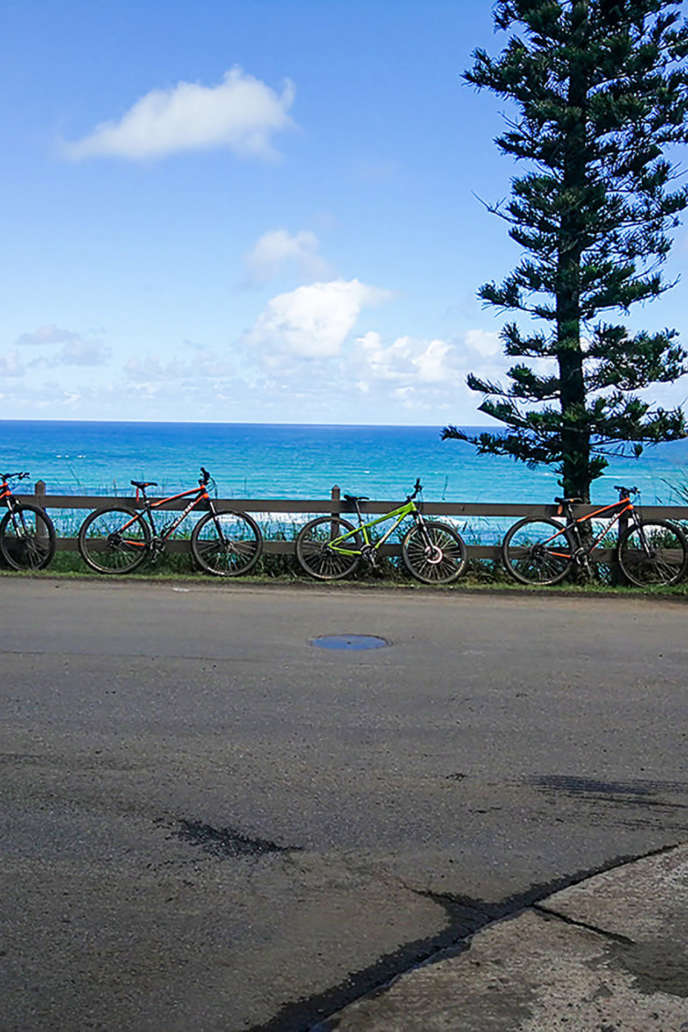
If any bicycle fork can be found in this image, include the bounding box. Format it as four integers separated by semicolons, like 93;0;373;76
6;500;34;542
413;514;444;565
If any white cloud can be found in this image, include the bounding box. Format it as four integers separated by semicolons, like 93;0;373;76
0;351;24;377
16;325;80;347
64;67;295;161
14;325;111;367
413;338;455;382
244;229;330;283
124;348;234;384
357;331;412;381
356;332;459;386
247;279;391;358
464;328;501;357
56;338;111;366
11;328;110;369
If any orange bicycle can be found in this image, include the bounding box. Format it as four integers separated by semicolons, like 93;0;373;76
501;484;688;587
77;467;262;576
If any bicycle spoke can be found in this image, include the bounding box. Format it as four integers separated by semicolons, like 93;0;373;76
78;507;150;574
402;522;467;584
1;505;55;571
296;517;360;580
618;521;688;587
191;511;262;576
502;518;573;586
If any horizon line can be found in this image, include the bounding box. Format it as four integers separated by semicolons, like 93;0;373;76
0;417;498;429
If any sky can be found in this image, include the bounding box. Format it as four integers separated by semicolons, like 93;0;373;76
2;0;687;425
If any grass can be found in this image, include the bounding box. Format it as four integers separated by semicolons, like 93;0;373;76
5;544;688;599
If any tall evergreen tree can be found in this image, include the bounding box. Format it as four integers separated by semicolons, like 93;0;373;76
443;0;688;501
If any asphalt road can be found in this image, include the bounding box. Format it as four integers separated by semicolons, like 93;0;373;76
2;578;688;1031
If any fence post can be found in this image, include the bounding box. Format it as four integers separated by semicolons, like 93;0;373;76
330;485;340;540
34;480;48;541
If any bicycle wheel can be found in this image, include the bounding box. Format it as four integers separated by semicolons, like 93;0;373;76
617;519;688;587
78;506;151;574
0;504;56;571
502;517;574;585
191;510;263;576
296;516;361;580
402;520;467;584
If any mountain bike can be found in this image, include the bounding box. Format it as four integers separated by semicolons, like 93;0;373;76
501;485;688;587
77;468;263;576
295;478;468;583
0;471;56;571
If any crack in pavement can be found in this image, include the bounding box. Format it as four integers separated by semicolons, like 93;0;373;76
531;903;636;946
247;841;683;1032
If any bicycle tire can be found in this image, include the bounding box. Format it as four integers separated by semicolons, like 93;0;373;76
502;516;574;585
402;520;467;584
190;510;263;576
78;506;151;574
617;519;688;587
0;503;56;571
296;516;361;580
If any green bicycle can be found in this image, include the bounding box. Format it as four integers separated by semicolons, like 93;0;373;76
295;479;468;583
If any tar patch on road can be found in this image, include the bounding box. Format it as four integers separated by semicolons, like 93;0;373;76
173;819;302;859
531;774;687;797
608;937;688;998
528;774;688;814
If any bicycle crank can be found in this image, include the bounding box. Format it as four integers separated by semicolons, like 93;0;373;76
361;544;378;567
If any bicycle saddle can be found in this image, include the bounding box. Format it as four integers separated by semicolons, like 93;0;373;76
343;494;369;503
554;496;584;505
131;480;158;489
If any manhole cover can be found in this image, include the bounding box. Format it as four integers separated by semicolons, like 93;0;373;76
312;634;388;651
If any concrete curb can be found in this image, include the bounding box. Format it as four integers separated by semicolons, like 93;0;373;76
317;843;688;1031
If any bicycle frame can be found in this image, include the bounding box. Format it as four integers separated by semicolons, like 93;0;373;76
1;477;30;529
544;495;637;558
120;483;213;543
329;499;420;556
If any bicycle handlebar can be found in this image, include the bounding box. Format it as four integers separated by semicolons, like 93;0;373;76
407;478;423;501
614;484;638;498
0;471;29;482
199;467;211;486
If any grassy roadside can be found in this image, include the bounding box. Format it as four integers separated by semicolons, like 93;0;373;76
2;550;688;600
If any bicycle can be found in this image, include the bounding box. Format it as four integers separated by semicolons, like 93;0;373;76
501;485;688;587
0;471;56;571
295;478;468;583
77;468;263;576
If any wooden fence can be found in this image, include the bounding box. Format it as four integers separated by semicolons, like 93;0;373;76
18;482;688;561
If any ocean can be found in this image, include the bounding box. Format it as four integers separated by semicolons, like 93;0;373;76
1;419;686;506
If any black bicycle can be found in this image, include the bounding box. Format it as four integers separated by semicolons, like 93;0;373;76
501;485;688;587
77;468;263;576
0;471;56;571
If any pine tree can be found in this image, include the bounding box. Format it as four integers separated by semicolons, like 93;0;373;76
443;0;688;501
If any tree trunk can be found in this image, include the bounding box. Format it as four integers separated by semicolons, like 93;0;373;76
556;3;591;503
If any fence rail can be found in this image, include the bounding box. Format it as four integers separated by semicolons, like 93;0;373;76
16;482;688;562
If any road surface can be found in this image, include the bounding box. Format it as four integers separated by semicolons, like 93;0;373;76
2;578;687;1030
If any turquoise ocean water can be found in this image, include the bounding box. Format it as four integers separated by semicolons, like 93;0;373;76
1;420;687;505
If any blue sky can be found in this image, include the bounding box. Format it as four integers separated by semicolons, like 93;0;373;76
2;0;687;424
